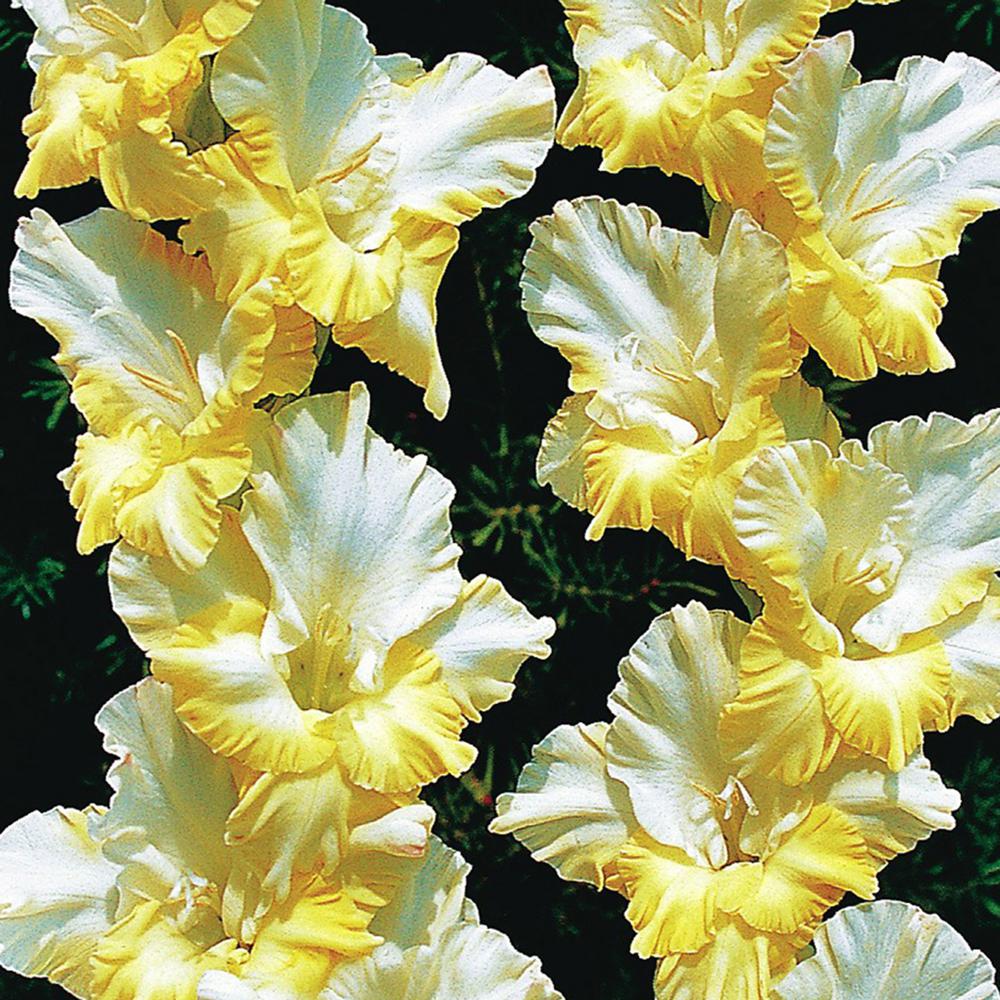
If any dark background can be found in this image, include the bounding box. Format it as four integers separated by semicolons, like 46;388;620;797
1;2;998;997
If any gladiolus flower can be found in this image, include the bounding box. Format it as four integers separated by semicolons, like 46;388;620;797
109;383;554;871
526;196;839;575
0;678;436;1000
9;207;316;570
178;0;556;417
492;603;958;1000
722;410;1000;783
13;0;258;219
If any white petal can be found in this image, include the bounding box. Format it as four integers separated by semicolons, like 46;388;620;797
94;678;236;888
606;603;745;868
242;384;464;665
109;508;268;652
408;575;554;723
812;751;960;866
379;54;555;226
937;580;1000;724
521;197;718;436
0;807;120;997
847;410;1000;649
322;922;562;1000
369;836;474;954
490;723;633;889
772;900;999;1000
210;0;390;196
9;209;223;431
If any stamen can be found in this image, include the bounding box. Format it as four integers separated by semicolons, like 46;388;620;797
850;196;899;224
78;4;144;49
166;329;200;388
121;362;187;404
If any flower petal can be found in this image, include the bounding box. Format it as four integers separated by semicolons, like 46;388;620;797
720;617;842;786
0;807;120;998
607;603;745;868
938;582;1000;724
408;575;554;724
847;410;1000;649
490;722;634;889
332;216;459;419
772;901;999;1000
322;921;562;1000
94;679;236;887
381;54;555;225
241;384;463;663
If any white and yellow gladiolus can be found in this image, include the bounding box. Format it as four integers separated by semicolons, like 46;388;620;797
555;0;897;205
109;384;554;856
754;32;1000;379
525;196;842;576
491;602;958;1000
8;207;316;571
13;0;258;219
315;838;564;1000
771;901;999;1000
722;409;1000;784
0;678;438;1000
176;0;555;418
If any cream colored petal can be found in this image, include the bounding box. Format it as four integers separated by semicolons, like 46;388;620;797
110;508;268;652
0;807;121;998
382;54;554;226
711;208;797;405
10;208;215;432
763;32;857;224
938;581;1000;724
535;394;594;512
771;901;999;1000
407;575;554;724
606;603;746;868
368;837;473;954
209;0;386;193
826;49;1000;270
332;216;459;419
322;921;562;1000
242;384;463;666
521;197;717;434
94;678;236;888
846;410;1000;650
152;629;337;774
490;723;634;889
814;751;960;867
769;376;842;450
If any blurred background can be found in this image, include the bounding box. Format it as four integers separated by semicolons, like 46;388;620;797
1;1;999;996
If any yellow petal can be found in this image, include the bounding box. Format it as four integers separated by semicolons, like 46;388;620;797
333;215;459;419
582;423;707;542
252;306;317;401
717;802;878;934
653;921;771;1000
181;139;296;304
91;900;245;1000
153;628;338;774
720;617;842;786
96;121;221;224
322;641;477;794
60;426;160;556
286;187;403;326
16;57;100;199
813;634;952;771
614;834;719;959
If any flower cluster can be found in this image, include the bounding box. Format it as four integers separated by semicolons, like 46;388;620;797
493;1;1000;998
2;1;563;998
